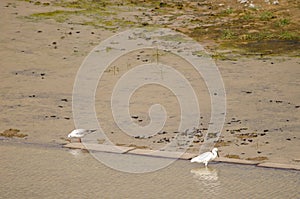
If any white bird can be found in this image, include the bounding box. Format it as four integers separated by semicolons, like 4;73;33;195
191;148;219;167
67;129;96;143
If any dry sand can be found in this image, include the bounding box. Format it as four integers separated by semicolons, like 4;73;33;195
0;0;299;167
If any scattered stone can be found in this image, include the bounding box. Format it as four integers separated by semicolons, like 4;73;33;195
158;131;167;135
242;91;252;94
286;138;291;141
131;115;138;119
61;98;68;102
64;117;70;120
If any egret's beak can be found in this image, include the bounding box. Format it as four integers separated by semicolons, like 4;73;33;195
217;151;219;157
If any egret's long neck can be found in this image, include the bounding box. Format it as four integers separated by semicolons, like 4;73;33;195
212;151;218;158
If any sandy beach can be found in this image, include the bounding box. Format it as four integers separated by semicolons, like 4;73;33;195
1;0;300;180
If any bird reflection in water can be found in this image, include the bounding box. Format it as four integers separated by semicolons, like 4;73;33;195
191;167;220;193
68;149;89;157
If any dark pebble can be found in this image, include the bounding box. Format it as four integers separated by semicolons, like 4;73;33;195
263;129;269;132
158;131;167;135
52;42;57;45
37;30;42;33
50;115;56;118
61;99;68;102
138;119;143;122
131;115;138;119
64;117;70;120
248;139;253;142
286;138;291;141
40;73;45;76
91;32;95;34
257;151;261;154
76;31;80;34
58;105;63;108
295;105;300;108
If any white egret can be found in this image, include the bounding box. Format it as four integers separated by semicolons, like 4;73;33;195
67;129;96;142
191;148;219;167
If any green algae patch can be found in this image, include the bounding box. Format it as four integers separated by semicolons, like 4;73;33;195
0;129;28;138
246;156;268;161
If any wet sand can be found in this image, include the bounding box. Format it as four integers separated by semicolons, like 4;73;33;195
1;0;299;163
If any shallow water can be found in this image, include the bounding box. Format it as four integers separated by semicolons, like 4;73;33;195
1;142;299;199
